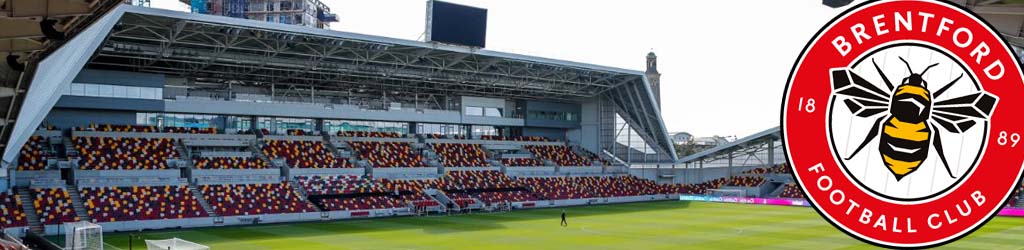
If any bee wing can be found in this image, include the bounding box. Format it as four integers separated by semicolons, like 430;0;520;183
842;99;888;117
932;91;998;133
831;68;890;116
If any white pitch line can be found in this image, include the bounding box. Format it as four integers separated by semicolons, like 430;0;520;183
104;242;126;250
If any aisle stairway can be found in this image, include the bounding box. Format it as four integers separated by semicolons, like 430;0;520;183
15;187;43;233
64;184;91;223
288;180;320;212
188;183;217;217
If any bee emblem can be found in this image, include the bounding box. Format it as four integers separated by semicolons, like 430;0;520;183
831;57;997;181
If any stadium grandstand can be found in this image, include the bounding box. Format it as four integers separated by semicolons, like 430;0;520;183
0;1;1021;249
0;1;681;239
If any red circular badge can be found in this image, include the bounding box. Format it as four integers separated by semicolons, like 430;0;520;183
782;0;1024;248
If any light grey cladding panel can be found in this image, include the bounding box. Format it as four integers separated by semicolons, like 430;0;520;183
165;99;463;123
460;96;505;109
575;99;600;153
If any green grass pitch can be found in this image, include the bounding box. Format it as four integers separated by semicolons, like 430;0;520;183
93;201;1024;250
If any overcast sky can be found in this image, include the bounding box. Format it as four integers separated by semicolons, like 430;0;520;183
151;0;865;138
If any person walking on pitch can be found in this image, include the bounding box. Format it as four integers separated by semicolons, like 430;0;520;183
560;209;568;227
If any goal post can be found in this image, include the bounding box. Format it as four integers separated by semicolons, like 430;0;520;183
65;221;103;250
145;238;209;250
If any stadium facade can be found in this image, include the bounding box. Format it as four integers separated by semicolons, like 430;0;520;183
2;4;678;170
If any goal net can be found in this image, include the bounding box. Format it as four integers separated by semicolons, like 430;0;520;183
707;188;746;197
145;238;209;250
64;221;102;250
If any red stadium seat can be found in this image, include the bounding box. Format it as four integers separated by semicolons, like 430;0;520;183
0;191;27;228
32;188;78;225
80;185;207;222
193;157;269;170
348;141;425;168
74;137;180;170
201;182;315;216
779;183;805;199
297;175;435;211
262;140;353;168
432;144;489;167
500;158;545;167
521;176;664;199
524;145;591;166
337;131;401;138
75;124;159;133
17;135;51;171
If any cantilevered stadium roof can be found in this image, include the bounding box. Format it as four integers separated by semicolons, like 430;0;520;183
2;4;677;164
678;127;780;164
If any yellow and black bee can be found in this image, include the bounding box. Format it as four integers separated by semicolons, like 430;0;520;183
831;57;997;181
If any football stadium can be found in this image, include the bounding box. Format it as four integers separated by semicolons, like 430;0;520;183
0;0;1021;249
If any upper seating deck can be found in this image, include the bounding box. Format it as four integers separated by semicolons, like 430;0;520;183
73;137;180;170
261;139;353;169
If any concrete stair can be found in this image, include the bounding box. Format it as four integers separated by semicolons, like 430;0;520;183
250;142;282;169
187;183;217;217
15;187;43;233
1016;190;1024;207
64;184;92;223
62;137;78;158
288;180;320;212
768;183;787;197
175;140;191;160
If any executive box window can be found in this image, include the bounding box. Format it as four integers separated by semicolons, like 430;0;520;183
464;106;503;117
471;125;498;137
484;107;503;117
324;120;409;135
258;117;315;135
137;113;219;129
465;106;483;116
418;123;466;136
527;110;579;122
63;83;163;100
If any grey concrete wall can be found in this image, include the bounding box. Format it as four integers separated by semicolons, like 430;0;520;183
572;99;600;153
460;96;506;109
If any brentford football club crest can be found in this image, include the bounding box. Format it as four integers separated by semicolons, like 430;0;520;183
782;0;1024;248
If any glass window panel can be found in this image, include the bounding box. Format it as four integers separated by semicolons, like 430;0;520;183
141;88;155;99
113;85;127;98
84;84;99;96
99;85;113;97
71;83;85;95
465;106;483;116
127;87;141;98
484;108;502;117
